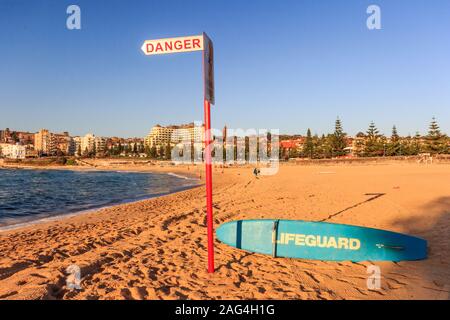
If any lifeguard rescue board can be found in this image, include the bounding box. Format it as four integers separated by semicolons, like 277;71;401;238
216;219;427;261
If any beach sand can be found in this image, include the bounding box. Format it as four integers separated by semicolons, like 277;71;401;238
0;162;449;300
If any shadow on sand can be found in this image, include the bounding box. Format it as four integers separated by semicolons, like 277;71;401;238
388;196;450;299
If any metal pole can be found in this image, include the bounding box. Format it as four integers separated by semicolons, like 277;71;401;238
204;99;214;273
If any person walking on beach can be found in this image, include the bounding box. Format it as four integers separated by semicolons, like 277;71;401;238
253;167;260;179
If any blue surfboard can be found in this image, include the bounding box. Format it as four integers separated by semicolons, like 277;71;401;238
216;219;427;261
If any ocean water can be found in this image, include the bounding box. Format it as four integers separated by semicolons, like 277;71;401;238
0;169;199;228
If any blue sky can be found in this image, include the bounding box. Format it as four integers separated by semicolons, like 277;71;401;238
0;0;449;137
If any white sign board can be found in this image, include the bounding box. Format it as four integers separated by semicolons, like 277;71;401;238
141;35;204;55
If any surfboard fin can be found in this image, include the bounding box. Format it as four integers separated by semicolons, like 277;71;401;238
376;244;405;251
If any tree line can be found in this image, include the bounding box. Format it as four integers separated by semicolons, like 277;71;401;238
282;117;449;159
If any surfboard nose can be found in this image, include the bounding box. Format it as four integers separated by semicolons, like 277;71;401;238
216;220;275;255
216;220;241;248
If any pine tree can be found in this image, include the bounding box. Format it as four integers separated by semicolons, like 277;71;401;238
92;142;97;158
323;134;334;158
366;121;379;137
158;145;164;159
288;146;299;159
331;117;347;157
426;117;447;154
363;121;383;157
165;143;171;160
303;128;314;159
150;146;157;159
314;134;325;159
410;131;422;155
387;125;401;156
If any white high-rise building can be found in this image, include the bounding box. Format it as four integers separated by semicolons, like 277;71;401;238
74;134;106;155
144;123;205;148
73;137;82;156
94;136;106;153
81;133;96;154
0;143;26;159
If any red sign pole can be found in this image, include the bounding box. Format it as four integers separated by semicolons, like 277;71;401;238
204;98;214;273
202;32;215;273
142;33;215;273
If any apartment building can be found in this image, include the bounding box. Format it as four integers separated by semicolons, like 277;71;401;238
73;134;106;155
81;133;95;154
73;136;82;155
34;129;53;155
0;128;35;145
34;129;75;156
53;132;75;155
280;138;305;151
94;136;106;153
0;143;26;159
144;123;205;148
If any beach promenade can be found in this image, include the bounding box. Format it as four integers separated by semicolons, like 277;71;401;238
0;162;449;300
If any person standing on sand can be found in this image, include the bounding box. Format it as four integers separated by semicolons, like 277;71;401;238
253;167;260;179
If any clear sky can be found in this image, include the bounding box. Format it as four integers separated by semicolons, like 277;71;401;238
0;0;449;137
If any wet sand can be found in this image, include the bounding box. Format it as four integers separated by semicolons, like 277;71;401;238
0;162;449;300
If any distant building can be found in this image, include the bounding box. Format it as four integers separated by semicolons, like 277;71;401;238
0;143;26;159
0;129;7;142
144;125;166;148
80;133;95;154
53;132;75;155
144;123;205;149
95;136;106;153
280;138;304;151
74;133;106;156
343;137;355;156
16;131;35;145
34;129;53;155
0;128;35;145
73;136;82;156
25;148;38;158
34;129;74;156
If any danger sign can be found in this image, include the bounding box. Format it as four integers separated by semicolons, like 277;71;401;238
141;35;204;55
141;32;216;273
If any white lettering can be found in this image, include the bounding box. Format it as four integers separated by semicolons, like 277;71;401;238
366;5;381;30
66;5;81;30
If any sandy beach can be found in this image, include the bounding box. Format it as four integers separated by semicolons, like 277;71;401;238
0;161;449;300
